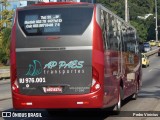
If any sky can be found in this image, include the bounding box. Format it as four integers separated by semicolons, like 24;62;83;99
1;0;82;11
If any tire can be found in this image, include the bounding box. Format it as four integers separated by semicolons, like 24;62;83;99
145;64;147;68
113;87;123;114
132;81;139;100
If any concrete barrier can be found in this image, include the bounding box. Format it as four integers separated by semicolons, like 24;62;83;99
145;48;159;56
0;72;10;80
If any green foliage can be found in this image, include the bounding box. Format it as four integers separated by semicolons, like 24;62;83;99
130;21;147;42
0;28;11;64
0;0;13;64
0;0;14;30
97;0;160;42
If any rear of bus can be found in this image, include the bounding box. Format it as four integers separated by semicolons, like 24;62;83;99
10;2;104;109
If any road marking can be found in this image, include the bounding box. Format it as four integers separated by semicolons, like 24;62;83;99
148;69;152;72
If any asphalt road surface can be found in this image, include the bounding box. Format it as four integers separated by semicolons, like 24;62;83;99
0;53;160;120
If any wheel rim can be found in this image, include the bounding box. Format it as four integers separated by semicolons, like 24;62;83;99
117;92;121;110
133;81;138;99
136;81;138;94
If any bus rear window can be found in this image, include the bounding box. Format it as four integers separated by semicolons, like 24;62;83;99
18;7;93;36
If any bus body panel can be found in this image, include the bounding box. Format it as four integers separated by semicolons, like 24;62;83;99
11;3;104;109
12;90;103;109
96;4;141;107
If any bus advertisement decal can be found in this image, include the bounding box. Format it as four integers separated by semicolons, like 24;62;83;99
16;50;92;95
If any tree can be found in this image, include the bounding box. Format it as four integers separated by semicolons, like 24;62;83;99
0;0;13;64
0;28;11;64
0;0;14;29
97;0;160;41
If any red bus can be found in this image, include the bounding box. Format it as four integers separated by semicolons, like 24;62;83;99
10;1;142;113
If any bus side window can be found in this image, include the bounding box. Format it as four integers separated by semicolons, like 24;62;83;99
108;14;119;51
123;26;129;52
121;25;126;52
116;19;122;51
101;10;108;50
126;28;139;54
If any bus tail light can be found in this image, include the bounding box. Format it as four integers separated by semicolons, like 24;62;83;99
21;102;32;106
91;67;100;92
10;11;18;93
12;79;19;93
91;78;100;92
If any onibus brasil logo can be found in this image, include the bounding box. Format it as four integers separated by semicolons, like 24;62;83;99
26;60;42;76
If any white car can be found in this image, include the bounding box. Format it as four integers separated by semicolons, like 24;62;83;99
144;47;151;52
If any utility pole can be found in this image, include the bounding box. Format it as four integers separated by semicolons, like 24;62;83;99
125;0;128;22
128;5;130;23
155;0;158;42
0;1;3;20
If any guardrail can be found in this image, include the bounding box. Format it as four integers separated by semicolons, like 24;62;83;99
145;48;159;56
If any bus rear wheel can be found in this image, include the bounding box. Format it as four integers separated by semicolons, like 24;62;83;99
113;87;122;114
132;81;139;100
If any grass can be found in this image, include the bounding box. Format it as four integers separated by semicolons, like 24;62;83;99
0;63;10;69
0;64;10;79
0;65;10;69
0;72;10;78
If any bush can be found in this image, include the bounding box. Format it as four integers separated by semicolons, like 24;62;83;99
0;28;11;65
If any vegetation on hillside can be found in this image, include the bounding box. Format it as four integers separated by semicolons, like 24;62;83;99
97;0;160;42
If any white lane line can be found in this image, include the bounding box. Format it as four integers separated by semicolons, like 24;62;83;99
149;69;152;72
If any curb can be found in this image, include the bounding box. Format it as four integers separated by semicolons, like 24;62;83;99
0;79;10;85
0;72;10;80
0;69;10;84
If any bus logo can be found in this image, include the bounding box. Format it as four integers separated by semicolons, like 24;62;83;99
26;60;42;76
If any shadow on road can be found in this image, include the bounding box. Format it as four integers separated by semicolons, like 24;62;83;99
138;87;160;99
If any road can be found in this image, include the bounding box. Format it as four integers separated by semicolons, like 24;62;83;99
0;82;11;101
0;53;160;120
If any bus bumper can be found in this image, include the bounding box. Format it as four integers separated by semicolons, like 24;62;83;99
12;90;103;109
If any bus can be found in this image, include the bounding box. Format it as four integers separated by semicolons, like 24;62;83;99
10;1;142;113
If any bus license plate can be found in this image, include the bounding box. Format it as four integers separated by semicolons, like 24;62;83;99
43;86;62;93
